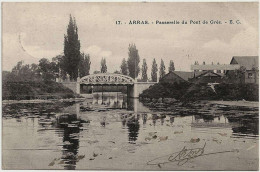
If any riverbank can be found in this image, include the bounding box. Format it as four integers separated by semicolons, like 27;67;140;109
140;82;259;102
2;98;86;105
3;80;79;100
210;100;259;108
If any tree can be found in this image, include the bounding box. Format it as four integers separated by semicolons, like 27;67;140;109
30;63;41;80
79;53;91;77
141;59;148;82
159;59;166;80
19;64;32;81
63;15;81;81
93;71;100;74
235;66;246;84
38;58;56;81
52;55;66;80
151;58;158;82
127;44;140;79
11;61;23;75
114;70;121;74
10;61;41;81
100;58;107;73
168;60;175;72
120;58;128;75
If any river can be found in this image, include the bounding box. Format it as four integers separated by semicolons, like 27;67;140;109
2;93;259;170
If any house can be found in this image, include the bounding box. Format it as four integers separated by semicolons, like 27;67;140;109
226;56;259;84
160;71;194;84
191;63;240;74
189;71;224;84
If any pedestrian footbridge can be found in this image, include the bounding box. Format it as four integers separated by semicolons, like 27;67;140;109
61;73;156;98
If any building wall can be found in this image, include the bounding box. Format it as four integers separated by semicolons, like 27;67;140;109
226;70;258;84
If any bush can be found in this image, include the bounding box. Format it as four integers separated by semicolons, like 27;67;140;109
215;83;258;101
3;80;76;100
139;82;191;100
139;82;259;102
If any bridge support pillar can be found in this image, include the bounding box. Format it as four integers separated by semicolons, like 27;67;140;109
76;77;80;94
134;83;138;98
76;82;80;94
128;85;135;98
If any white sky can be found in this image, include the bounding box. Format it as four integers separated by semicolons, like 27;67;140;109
2;2;259;77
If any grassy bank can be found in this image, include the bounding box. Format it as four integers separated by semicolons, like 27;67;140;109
3;80;79;100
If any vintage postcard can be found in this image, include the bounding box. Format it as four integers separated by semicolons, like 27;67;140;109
2;2;259;170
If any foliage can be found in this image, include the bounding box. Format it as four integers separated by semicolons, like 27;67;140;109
100;58;107;73
127;44;140;79
6;57;62;82
120;58;128;75
182;83;216;101
183;83;259;101
2;80;77;100
52;55;66;80
79;53;91;77
93;71;101;74
8;61;41;81
63;15;81;81
38;58;57;81
214;83;258;101
168;60;175;72
151;58;158;82
139;82;191;99
140;79;258;101
159;59;166;80
114;70;121;74
226;66;247;84
141;59;148;82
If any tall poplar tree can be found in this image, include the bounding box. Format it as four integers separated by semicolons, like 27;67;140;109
159;59;166;80
100;58;107;73
63;15;81;81
168;60;175;73
120;58;128;75
151;58;158;82
79;53;91;77
141;59;148;82
127;44;140;79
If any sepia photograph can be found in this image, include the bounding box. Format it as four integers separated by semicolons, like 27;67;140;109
1;2;259;170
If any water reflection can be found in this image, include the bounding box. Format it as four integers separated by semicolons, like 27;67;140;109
2;98;259;170
56;114;83;170
142;114;147;125
92;93;130;110
126;114;140;144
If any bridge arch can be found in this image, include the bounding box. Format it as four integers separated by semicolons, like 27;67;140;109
61;73;156;98
79;73;135;85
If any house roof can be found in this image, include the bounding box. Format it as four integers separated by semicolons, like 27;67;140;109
194;71;223;78
231;56;259;70
172;71;194;81
191;64;240;70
